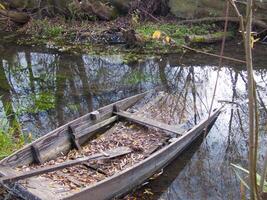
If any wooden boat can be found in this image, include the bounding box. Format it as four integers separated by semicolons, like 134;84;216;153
0;91;222;200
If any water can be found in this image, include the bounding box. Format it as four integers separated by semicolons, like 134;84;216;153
0;42;266;199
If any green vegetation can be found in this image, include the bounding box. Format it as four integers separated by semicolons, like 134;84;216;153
30;19;64;39
15;92;55;115
136;23;216;46
0;121;25;159
15;18;221;55
123;70;153;85
33;92;55;112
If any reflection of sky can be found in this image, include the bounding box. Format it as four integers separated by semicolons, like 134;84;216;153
0;46;267;200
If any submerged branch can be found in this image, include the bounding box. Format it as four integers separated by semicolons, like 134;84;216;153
182;45;246;64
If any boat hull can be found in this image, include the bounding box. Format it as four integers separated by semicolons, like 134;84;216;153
65;108;221;200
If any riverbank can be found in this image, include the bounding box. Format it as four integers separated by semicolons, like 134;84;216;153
1;16;238;55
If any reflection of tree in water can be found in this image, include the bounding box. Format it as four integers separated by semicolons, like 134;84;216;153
0;47;23;137
0;58;18;130
129;57;267;200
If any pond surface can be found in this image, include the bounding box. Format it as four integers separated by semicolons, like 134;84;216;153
0;42;266;199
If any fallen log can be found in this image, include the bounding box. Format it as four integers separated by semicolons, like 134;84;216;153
80;0;117;20
0;9;30;24
185;31;234;44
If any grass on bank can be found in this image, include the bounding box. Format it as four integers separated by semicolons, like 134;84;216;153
136;22;217;47
0;123;25;159
14;18;225;54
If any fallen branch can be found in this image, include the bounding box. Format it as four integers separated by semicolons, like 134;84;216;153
185;32;234;44
182;45;246;64
177;17;267;29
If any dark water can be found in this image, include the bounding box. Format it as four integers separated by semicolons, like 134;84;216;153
0;42;266;200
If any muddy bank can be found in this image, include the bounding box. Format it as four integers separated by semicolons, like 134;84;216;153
0;0;266;55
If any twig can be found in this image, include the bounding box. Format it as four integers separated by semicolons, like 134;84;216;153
206;0;230;136
181;45;246;64
139;8;161;22
177;16;267;29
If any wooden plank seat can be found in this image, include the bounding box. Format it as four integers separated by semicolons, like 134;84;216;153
113;109;186;137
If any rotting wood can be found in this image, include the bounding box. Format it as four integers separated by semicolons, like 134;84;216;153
143;138;170;158
114;111;185;136
30;144;43;164
0;147;132;184
90;111;100;121
56;171;85;187
82;163;108;176
75;116;118;139
185;32;234;43
68;125;82;151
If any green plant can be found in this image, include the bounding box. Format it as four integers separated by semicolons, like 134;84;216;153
44;26;63;38
136;23;215;47
0;121;25;159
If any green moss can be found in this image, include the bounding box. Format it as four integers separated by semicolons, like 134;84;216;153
136;23;215;47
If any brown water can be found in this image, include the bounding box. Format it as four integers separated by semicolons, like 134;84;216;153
0;41;266;199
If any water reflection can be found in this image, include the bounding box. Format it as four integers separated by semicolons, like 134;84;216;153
0;43;267;199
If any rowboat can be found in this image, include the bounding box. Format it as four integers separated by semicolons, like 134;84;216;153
0;91;222;200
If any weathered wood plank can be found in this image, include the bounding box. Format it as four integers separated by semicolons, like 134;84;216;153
0;167;56;200
82;163;108;176
56;171;84;187
0;147;132;184
30;144;43;164
67;125;82;151
75;116;118;139
115;111;185;136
